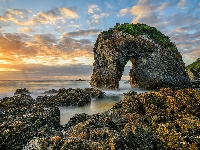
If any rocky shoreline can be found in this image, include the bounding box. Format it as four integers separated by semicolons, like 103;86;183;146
0;87;200;149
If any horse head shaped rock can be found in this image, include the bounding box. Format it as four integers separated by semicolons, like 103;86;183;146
90;23;191;89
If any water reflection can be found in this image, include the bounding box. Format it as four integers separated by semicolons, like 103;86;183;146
59;96;122;125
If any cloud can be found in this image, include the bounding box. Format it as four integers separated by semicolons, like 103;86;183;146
0;8;79;26
88;4;101;14
156;2;170;11
0;33;37;57
166;26;200;65
63;29;101;37
105;2;112;9
58;32;94;53
27;7;79;25
129;0;155;23
87;12;110;27
0;16;9;22
177;0;187;9
19;27;34;33
0;31;95;72
174;24;199;33
117;0;161;24
117;8;130;17
0;64;94;80
0;9;31;25
92;13;110;20
5;9;31;18
166;12;199;27
87;19;101;26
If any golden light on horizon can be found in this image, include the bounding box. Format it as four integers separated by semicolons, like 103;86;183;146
0;68;20;71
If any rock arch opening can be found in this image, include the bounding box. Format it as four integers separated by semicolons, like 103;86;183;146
90;23;191;89
121;60;132;80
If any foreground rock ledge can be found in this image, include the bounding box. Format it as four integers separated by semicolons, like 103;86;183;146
1;88;199;149
90;23;191;89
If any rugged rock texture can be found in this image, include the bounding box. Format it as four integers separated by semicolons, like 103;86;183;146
1;88;200;149
25;88;200;149
0;106;60;150
186;58;200;80
90;23;191;89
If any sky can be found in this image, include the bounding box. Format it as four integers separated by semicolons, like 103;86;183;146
0;0;199;80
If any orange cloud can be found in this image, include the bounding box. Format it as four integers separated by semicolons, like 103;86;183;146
117;8;130;17
130;0;154;23
117;0;155;23
0;29;94;70
0;8;79;26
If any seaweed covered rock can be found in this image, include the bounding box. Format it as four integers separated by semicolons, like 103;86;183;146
32;88;200;149
36;88;105;107
90;23;191;89
0;87;105;109
108;88;200;149
0;106;60;150
42;89;58;94
0;94;34;108
123;90;137;96
14;88;31;95
84;88;105;98
1;88;200;149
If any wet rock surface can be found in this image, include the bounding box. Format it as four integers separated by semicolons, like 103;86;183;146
0;87;105;149
37;88;91;107
14;88;31;95
62;88;200;149
1;88;199;149
90;23;191;89
0;88;105;108
0;94;34;108
0;106;60;150
42;89;58;94
37;88;105;107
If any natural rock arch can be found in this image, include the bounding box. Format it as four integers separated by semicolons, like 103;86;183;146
90;23;191;89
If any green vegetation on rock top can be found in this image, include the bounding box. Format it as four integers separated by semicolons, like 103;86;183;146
186;58;200;78
187;58;200;70
103;23;178;52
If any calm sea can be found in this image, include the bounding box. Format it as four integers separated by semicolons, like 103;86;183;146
0;80;149;125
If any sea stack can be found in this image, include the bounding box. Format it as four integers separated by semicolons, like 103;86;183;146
90;23;191;89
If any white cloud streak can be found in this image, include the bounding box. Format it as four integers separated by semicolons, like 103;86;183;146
88;4;101;14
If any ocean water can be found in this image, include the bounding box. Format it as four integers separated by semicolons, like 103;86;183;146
0;80;149;125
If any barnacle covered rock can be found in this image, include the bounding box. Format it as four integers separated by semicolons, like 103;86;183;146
34;88;200;149
1;88;200;149
0;94;34;108
14;88;31;95
35;88;105;107
0;106;60;150
90;23;191;89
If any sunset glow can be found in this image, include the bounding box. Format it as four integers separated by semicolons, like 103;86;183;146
0;0;199;80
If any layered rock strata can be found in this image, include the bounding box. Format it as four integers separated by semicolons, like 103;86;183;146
90;23;191;89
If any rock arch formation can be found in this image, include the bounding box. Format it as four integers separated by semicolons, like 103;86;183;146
90;23;191;89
